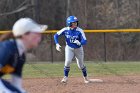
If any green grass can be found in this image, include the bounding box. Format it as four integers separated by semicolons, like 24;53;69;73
21;62;140;78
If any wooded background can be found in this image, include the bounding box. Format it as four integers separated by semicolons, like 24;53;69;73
0;0;140;62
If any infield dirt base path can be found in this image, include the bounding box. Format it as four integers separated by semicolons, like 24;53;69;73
23;75;140;93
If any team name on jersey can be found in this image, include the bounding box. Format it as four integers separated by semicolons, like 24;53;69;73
65;35;78;39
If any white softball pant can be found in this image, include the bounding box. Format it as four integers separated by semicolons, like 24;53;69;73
65;45;85;69
0;79;22;93
0;79;12;93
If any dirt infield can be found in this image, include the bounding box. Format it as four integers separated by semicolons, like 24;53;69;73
23;75;140;93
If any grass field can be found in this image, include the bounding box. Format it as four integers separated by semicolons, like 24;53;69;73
22;62;140;78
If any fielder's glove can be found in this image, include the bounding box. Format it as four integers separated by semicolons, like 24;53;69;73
73;40;81;46
56;44;61;52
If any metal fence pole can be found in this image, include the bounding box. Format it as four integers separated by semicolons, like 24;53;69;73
66;0;70;17
31;0;40;22
50;33;54;63
103;32;107;62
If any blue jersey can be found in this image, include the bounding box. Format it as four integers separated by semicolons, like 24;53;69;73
54;27;87;48
0;40;25;77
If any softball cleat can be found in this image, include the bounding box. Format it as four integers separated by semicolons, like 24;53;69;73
83;77;91;83
61;76;68;83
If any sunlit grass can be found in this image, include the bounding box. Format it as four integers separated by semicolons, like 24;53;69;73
21;62;140;78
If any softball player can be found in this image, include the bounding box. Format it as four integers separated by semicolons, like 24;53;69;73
54;16;90;83
0;18;47;93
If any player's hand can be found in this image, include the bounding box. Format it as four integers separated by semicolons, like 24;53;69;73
56;44;61;52
73;40;81;46
41;25;48;31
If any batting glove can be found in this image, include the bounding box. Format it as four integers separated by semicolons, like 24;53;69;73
56;44;61;52
73;40;81;46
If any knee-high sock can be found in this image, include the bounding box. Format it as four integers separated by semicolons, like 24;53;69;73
64;66;70;77
82;66;87;77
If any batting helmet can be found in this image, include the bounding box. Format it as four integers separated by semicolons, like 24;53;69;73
66;16;78;27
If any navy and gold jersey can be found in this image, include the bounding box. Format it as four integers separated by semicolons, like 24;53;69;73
0;39;25;77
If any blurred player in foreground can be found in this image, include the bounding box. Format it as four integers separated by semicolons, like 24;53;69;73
54;16;93;83
0;18;47;93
